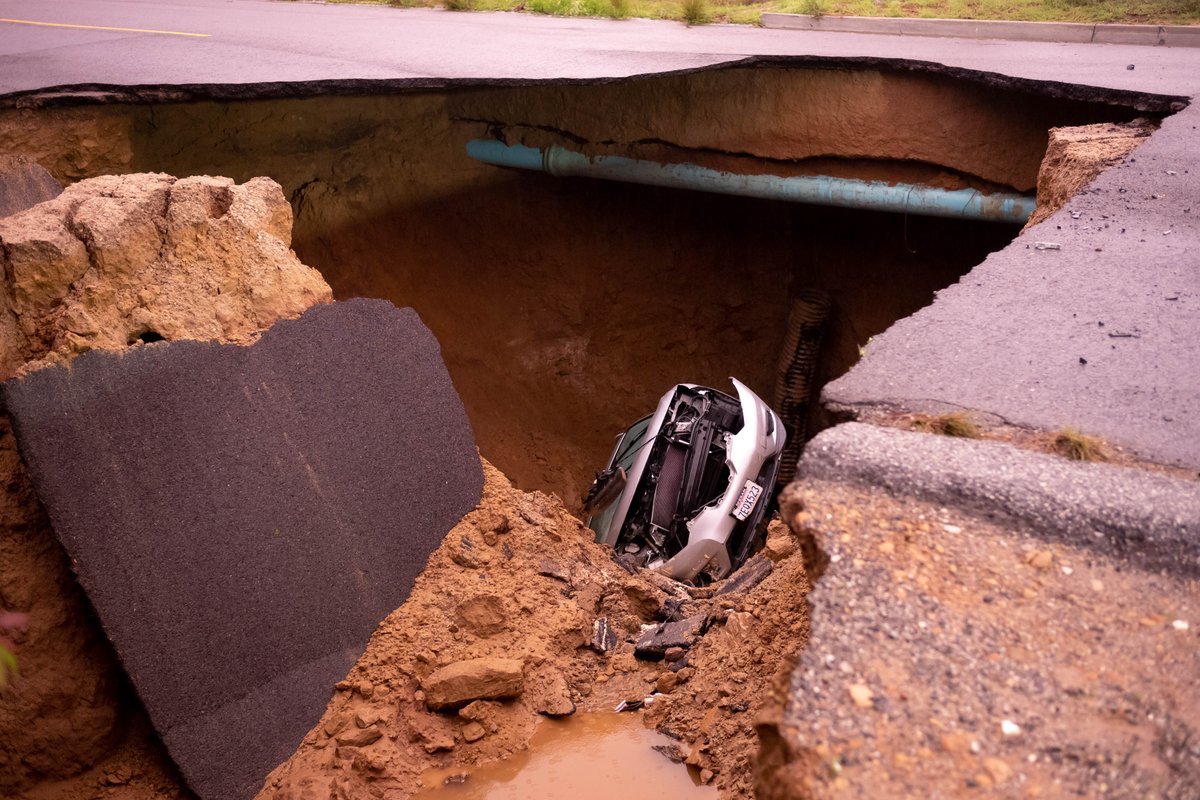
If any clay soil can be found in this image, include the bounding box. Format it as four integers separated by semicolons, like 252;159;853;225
255;460;812;800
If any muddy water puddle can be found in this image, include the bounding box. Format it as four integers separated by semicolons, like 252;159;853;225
414;712;716;799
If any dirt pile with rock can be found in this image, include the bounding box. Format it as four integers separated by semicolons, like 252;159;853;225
0;172;331;799
256;460;814;799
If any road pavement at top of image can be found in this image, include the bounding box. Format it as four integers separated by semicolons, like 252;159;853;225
1;0;1199;96
1;0;1199;472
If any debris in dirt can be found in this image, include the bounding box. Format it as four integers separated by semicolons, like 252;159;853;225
454;595;509;637
462;722;486;743
653;743;687;763
533;669;577;718
614;697;648;713
1000;719;1022;736
421;658;525;710
450;535;491;569
1034;241;1061;250
334;726;382;748
590;618;618;653
656;598;688;622
714;555;773;596
634;614;707;661
847;684;874;708
538;559;571;583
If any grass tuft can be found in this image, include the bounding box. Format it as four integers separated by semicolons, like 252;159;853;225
681;0;712;23
609;0;631;15
1049;428;1108;462
910;412;981;439
799;0;826;15
442;0;476;10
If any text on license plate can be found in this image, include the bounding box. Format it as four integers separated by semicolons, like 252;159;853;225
731;480;763;521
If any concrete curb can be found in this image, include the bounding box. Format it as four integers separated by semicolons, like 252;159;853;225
760;13;1200;48
798;423;1200;575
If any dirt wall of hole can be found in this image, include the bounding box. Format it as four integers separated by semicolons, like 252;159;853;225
0;65;1135;506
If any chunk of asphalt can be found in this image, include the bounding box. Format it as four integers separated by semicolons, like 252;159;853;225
634;613;707;660
1;298;483;800
800;423;1200;576
0;155;62;217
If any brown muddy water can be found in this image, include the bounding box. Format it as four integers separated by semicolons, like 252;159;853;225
414;713;716;799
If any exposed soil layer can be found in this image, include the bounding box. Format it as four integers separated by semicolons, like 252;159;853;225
759;478;1200;799
0;64;1155;507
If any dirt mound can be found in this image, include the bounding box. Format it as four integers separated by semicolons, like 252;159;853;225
0;173;331;797
257;462;812;799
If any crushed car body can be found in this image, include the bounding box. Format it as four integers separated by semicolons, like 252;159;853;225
585;379;786;582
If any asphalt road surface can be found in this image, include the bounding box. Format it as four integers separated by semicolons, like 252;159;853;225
1;0;1199;94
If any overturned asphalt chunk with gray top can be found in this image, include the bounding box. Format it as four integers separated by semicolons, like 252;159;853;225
1;298;483;800
0;155;61;218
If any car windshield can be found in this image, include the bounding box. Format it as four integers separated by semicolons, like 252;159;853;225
586;414;652;536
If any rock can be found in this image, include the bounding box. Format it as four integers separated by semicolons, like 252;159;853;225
700;768;715;785
421;658;524;710
458;700;501;723
762;522;798;561
408;714;456;753
663;647;687;663
354;710;382;729
538;559;571;583
454;595;509;637
1026;550;1054;570
535;670;577;718
848;684;874;708
334;726;382;748
450;536;490;569
983;756;1013;784
656;598;688;622
461;722;486;743
634;614;707;660
653;743;687;763
656;672;680;693
0;173;331;378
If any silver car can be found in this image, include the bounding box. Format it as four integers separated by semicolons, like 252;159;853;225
585;379;786;582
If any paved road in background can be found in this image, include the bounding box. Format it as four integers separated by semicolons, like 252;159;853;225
1;0;1199;95
2;0;1199;470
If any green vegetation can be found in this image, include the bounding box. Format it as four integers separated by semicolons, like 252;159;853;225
1048;427;1109;462
681;0;712;23
325;0;1200;27
909;411;982;439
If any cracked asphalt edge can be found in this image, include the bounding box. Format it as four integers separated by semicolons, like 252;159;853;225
798;422;1200;576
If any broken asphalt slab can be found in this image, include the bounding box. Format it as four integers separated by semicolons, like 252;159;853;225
0;298;483;800
0;155;61;218
800;423;1200;575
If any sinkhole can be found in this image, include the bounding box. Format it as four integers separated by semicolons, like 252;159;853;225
4;59;1169;508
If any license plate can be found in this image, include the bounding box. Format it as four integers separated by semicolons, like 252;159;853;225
731;480;763;521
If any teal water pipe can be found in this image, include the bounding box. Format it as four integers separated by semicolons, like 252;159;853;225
466;139;1034;224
